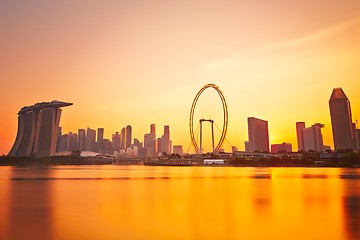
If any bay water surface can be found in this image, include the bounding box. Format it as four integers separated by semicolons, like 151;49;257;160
0;166;359;240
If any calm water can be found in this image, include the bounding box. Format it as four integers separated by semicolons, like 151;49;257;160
0;166;359;240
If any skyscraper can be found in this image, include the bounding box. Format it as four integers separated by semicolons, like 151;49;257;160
85;127;96;152
133;138;142;148
68;132;78;151
103;139;113;155
247;117;269;152
78;129;86;151
303;123;324;152
163;125;170;154
120;127;126;150
296;122;305;151
157;137;163;155
144;124;157;158
152;124;157;154
125;125;132;149
157;125;171;154
150;124;156;140
329;88;356;151
58;134;69;152
112;132;121;152
144;133;155;158
8;101;72;157
97;128;104;153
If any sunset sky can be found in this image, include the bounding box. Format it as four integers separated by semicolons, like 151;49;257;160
1;0;360;155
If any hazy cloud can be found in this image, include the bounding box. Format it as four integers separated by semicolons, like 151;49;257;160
203;17;360;70
259;18;360;50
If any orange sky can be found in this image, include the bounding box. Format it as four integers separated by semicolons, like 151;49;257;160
1;1;360;155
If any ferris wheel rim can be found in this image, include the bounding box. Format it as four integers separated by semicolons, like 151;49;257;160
189;84;228;154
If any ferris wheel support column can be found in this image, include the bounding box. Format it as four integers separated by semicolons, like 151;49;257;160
200;119;203;155
211;120;215;152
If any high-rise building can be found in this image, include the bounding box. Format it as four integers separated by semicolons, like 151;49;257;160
120;127;126;150
8;101;72;157
247;117;269;152
329;88;355;151
151;124;157;154
58;132;78;152
78;129;86;151
150;124;156;140
303;123;324;152
296;122;306;151
112;132;121;152
271;142;292;153
96;128;104;153
137;147;147;159
102;139;113;155
170;141;172;155
144;133;152;147
157;137;163;155
144;133;156;158
58;134;69;152
164;125;171;154
142;124;171;158
68;132;78;151
125;125;132;149
133;138;142;148
164;125;170;137
85;127;96;152
157;125;171;154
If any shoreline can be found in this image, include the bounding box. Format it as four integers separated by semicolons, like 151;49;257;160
1;155;360;168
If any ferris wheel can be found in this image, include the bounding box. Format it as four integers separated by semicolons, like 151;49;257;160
189;84;228;154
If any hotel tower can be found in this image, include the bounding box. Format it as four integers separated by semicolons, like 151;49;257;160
8;101;72;158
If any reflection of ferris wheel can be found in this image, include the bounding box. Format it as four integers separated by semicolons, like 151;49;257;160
189;84;228;154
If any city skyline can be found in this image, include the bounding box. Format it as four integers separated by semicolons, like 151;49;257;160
2;85;360;156
1;1;360;155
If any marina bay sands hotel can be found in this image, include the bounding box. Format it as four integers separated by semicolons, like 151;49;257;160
8;101;72;158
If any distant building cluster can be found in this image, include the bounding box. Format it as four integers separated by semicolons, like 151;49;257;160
56;124;176;159
240;87;360;154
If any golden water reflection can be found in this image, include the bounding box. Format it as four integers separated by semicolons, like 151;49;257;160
0;166;359;240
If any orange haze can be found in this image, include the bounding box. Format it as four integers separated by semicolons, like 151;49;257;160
1;1;360;155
